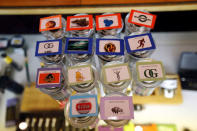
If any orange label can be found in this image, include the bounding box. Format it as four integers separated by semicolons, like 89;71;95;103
39;15;62;32
66;15;93;31
38;73;60;85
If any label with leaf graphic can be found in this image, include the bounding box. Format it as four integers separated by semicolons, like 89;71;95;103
102;63;131;84
36;68;62;88
67;64;93;86
136;61;165;81
69;95;98;117
124;33;156;53
100;96;134;120
96;13;122;30
96;38;124;55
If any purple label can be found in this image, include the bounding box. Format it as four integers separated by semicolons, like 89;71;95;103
100;96;134;120
98;126;123;131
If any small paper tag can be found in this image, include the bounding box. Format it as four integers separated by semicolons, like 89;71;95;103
96;13;122;30
102;63;131;84
66;15;93;31
65;37;92;54
69;95;98;117
96;38;124;55
136;61;165;81
0;39;9;48
67;64;93;86
124;33;156;53
10;37;23;46
100;96;134;120
35;39;62;56
39;15;62;32
128;10;157;29
36;68;62;88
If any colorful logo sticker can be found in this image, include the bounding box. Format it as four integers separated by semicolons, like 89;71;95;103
67;64;93;86
35;39;62;56
124;33;156;53
36;68;62;88
39;15;62;32
96;13;122;30
128;10;157;29
102;63;131;84
65;37;92;54
66;15;93;31
69;95;98;117
96;38;124;55
100;96;134;120
136;61;165;81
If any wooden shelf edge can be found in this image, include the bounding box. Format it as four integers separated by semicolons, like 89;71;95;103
0;3;197;15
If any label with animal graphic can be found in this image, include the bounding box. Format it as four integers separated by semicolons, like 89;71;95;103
136;61;165;81
100;96;134;120
96;13;122;30
102;63;131;84
65;37;93;54
36;68;62;88
128;10;157;29
67;64;93;86
39;15;62;32
35;39;62;56
124;33;156;53
96;38;124;55
66;15;93;31
69;95;98;117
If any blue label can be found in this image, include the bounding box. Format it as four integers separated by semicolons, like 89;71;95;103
65;37;93;54
96;38;124;55
69;95;98;118
124;33;156;53
35;39;62;56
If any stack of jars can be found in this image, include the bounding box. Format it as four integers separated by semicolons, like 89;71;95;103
35;10;165;129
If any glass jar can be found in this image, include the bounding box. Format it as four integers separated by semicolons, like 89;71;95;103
69;14;95;37
40;54;66;65
101;61;132;94
103;92;130;127
132;59;164;96
97;13;123;38
67;63;99;93
64;94;99;128
67;52;95;66
124;11;151;36
38;64;71;101
41;17;67;40
125;33;155;67
97;36;125;67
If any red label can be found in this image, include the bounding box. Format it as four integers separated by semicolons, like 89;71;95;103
38;73;60;84
96;13;122;30
66;15;93;31
128;10;157;29
76;100;92;114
